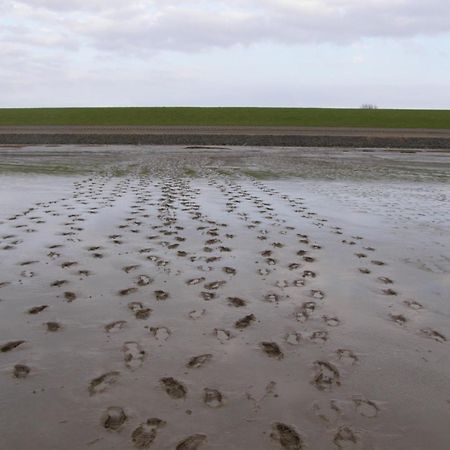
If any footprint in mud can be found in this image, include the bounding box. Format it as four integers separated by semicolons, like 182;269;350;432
258;268;271;276
353;398;379;418
186;277;205;286
160;377;187;399
176;434;207;450
21;270;35;278
61;261;78;269
1;340;25;353
309;331;328;344
420;328;447;343
187;354;213;369
214;328;232;343
89;371;120;395
389;314;407;326
303;256;315;263
403;299;423;310
260;342;284;359
154;290;169;301
27;305;48;315
123;342;146;370
264;293;281;303
228;297;247;307
222;267;236;275
271;422;304;450
302;270;316;278
323;316;341;327
119;287;139;296
105;320;127;333
20;260;39;266
46;322;61;332
203;388;224;408
333;426;358;449
377;276;393;284
382;288;397;296
312;400;341;425
285;332;302;345
204;280;226;290
188;309;206;320
313;361;341;391
235;314;256;329
199;291;215;301
371;260;386;266
13;364;31;379
336;349;359;366
64;291;77;302
310;289;325;300
295;302;316;323
128;302;152;319
123;265;140;273
47;251;61;260
132;418;166;449
51;280;68;287
137;275;153;286
102;406;127;431
149;326;171;341
78;270;92;277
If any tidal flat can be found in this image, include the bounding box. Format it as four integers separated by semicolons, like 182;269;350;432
0;145;449;450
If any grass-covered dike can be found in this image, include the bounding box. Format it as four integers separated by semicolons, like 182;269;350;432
0;107;449;129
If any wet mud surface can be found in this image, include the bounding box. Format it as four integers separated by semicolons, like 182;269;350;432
0;145;449;449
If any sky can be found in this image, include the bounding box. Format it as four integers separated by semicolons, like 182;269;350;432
1;0;450;109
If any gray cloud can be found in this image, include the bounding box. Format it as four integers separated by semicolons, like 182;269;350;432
1;1;449;107
5;0;450;56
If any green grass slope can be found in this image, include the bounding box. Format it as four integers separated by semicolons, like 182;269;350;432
0;107;449;128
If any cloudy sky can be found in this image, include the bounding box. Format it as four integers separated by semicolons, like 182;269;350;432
1;0;450;108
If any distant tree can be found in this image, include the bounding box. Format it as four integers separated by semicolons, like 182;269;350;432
360;104;378;109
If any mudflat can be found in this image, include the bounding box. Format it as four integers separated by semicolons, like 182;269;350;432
0;145;449;450
2;126;450;148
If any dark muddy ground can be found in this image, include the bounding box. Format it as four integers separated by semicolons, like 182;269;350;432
0;145;449;450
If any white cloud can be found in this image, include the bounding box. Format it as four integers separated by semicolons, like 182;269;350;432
1;1;449;107
4;0;450;56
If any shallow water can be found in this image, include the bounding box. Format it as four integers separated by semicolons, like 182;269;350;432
0;146;449;450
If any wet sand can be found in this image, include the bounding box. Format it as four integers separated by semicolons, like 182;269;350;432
0;146;449;450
